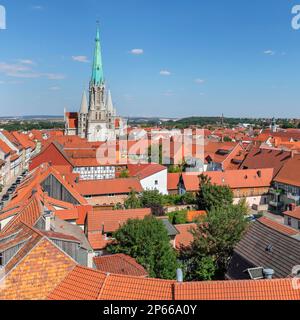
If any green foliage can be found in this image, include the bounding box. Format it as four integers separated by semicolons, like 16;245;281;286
119;169;130;178
223;136;232;142
168;210;188;224
181;203;249;281
180;192;196;205
0;121;64;131
107;216;178;279
124;189;141;209
196;174;233;211
140;190;165;216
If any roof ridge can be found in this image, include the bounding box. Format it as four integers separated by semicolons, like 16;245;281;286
97;272;111;300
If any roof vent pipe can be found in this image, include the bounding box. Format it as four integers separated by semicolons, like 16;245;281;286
263;268;275;279
176;268;183;283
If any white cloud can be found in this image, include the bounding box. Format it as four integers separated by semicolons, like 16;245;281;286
18;59;35;65
44;73;66;80
160;70;171;76
0;62;65;80
49;86;61;91
195;78;205;84
72;56;90;63
264;50;275;56
32;5;44;10
130;49;144;55
163;90;174;97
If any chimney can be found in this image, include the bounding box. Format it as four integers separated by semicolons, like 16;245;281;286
263;268;275;279
176;268;183;283
43;210;53;231
87;250;95;268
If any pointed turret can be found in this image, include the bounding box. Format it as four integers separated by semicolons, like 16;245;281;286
79;91;88;114
91;26;104;85
106;90;114;113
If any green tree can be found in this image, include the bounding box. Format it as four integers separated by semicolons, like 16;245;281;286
181;203;248;281
168;210;187;224
124;189;141;209
180;192;196;205
119;169;130;178
140;190;165;216
223;136;232;142
107;216;178;279
196;174;233;211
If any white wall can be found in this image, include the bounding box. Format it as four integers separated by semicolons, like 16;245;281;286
233;195;269;210
140;169;168;195
284;215;300;231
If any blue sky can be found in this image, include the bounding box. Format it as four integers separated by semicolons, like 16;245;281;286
0;0;300;118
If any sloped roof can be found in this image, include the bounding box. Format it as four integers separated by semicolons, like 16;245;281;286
240;147;292;177
0;236;76;300
174;223;197;249
181;168;273;192
76;178;143;196
227;217;300;280
284;206;300;220
167;173;181;191
127;163;167;180
173;279;300;300
87;208;151;233
93;254;148;277
48;265;300;300
0;139;12;154
273;154;300;187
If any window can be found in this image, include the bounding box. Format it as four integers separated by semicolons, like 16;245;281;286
298;220;300;230
0;252;3;266
288;217;292;226
155;180;158;185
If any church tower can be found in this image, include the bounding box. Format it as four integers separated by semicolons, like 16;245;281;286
65;25;125;141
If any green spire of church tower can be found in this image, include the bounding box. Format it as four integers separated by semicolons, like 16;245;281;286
91;25;104;85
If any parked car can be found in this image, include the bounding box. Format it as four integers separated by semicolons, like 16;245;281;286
7;188;14;195
2;194;9;201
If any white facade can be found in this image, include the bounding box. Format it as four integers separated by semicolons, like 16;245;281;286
140;169;168;195
73;166;116;181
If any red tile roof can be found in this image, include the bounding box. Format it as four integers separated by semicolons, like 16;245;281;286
284;207;300;220
258;217;299;236
181;168;273;192
240;147;292;177
0;139;12;154
48;265;107;300
174;279;300;300
174;223;197;249
274;154;300;187
93;254;148;277
167;173;181;191
48;266;300;300
87;208;152;233
127;163;167;180
76;178;143;196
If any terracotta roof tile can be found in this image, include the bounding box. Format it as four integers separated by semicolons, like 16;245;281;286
181;168;273;192
174;279;300;300
174;224;197;249
93;254;148;277
48;266;107;300
274;154;300;187
258;216;299;236
76;178;143;196
87;208;152;233
127;163;167;180
284;207;300;220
